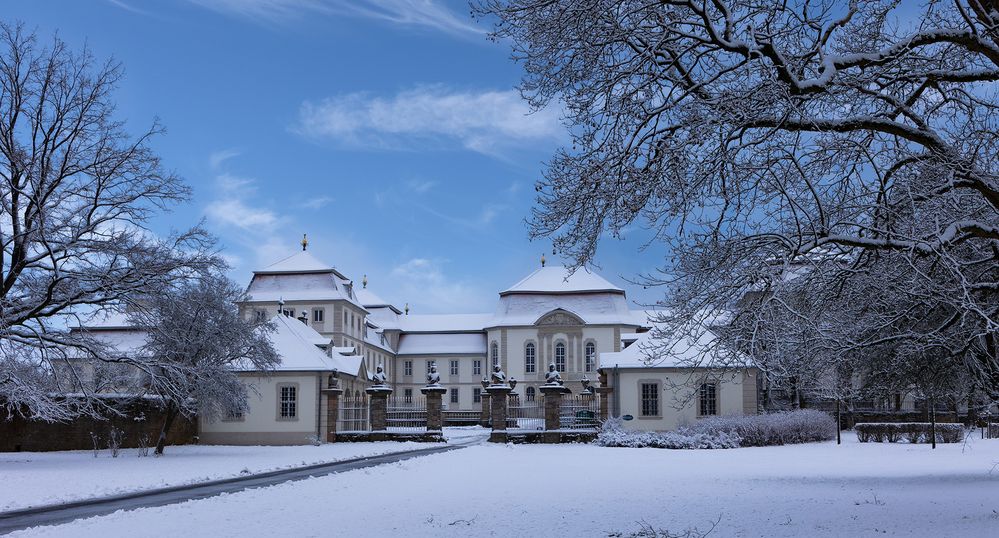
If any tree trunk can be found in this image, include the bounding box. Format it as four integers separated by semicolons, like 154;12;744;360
155;401;179;455
966;389;978;428
929;395;937;450
836;399;842;445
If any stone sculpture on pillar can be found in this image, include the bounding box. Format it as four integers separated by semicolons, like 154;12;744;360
371;365;388;387
426;362;441;386
490;364;507;386
544;363;563;386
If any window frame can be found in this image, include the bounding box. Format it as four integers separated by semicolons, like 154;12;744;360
404;388;413;404
526;386;536;402
404;360;413;377
473;360;482;376
698;382;719;417
312;308;325;323
525;342;536;374
276;382;299;421
490;341;499;367
450;388;459;404
584;341;596;373
449;360;459;376
554;341;567;372
473;388;481;403
638;380;660;418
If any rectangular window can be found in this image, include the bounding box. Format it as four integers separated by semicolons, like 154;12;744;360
640;383;659;417
699;383;718;416
404;361;412;376
426;361;434;374
279;384;297;419
450;360;459;376
312;308;324;323
473;388;481;403
282;308;294;318
525;344;536;374
254;310;267;322
404;388;413;404
450;388;459;404
473;360;482;376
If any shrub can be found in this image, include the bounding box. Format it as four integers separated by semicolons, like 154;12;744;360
595;418;741;449
854;423;964;444
595;409;835;449
680;409;837;447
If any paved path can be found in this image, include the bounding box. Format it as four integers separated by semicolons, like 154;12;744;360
0;442;471;535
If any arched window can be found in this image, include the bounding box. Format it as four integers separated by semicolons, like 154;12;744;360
585;342;596;372
555;342;566;372
526;386;536;402
490;341;499;367
525;342;536;373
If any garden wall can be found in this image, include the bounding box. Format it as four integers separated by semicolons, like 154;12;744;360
0;399;196;452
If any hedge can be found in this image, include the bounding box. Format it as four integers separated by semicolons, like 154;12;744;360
855;422;964;444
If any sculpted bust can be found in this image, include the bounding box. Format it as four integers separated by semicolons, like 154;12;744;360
372;365;388;386
490;364;507;385
544;363;563;385
426;363;441;386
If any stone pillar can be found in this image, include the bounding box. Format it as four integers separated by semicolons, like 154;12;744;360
322;385;344;442
595;386;613;422
365;385;393;431
479;379;491;427
539;384;570;443
485;384;513;443
421;385;446;431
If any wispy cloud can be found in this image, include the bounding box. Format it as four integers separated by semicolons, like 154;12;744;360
187;0;483;37
407;179;437;193
204;175;279;231
302;195;335;210
296;86;565;155
390;257;490;313
106;0;155;15
209;148;241;170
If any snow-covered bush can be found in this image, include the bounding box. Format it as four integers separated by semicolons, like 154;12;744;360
855;423;964;444
595;418;741;449
681;410;837;447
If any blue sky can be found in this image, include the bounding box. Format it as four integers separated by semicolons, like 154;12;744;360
6;0;664;313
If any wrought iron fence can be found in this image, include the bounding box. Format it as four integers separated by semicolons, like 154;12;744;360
387;396;427;433
509;395;544;431
986;422;999;440
338;395;369;433
559;395;600;430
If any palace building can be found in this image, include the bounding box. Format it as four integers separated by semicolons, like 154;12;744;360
74;239;758;445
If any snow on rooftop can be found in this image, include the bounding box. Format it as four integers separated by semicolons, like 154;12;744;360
397;333;487;355
239;315;358;374
245;273;358;305
601;319;742;369
398;313;493;333
492;293;640;326
257;250;333;274
501;265;624;295
355;287;397;310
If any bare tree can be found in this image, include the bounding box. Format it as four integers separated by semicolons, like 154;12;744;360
0;22;217;421
477;0;999;391
128;273;279;455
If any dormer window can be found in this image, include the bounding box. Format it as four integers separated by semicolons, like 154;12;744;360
312;308;324;323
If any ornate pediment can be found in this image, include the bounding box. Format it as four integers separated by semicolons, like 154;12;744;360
535;309;585;327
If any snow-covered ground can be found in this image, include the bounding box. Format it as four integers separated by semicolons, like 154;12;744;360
8;431;999;537
0;428;487;513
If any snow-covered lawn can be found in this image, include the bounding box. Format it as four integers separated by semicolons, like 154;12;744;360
8;431;999;537
0;428;486;513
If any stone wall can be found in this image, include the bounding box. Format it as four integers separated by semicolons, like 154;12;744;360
1;399;197;452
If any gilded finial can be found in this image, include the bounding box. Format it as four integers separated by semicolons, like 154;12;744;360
404;302;410;315
363;274;368;288
541;253;546;267
301;233;308;251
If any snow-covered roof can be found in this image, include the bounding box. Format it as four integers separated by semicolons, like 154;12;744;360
501;265;624;295
397;333;487;355
366;306;401;331
243;314;361;374
276;314;332;347
398;313;493;333
600;322;743;369
355;287;398;311
491;293;640;327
